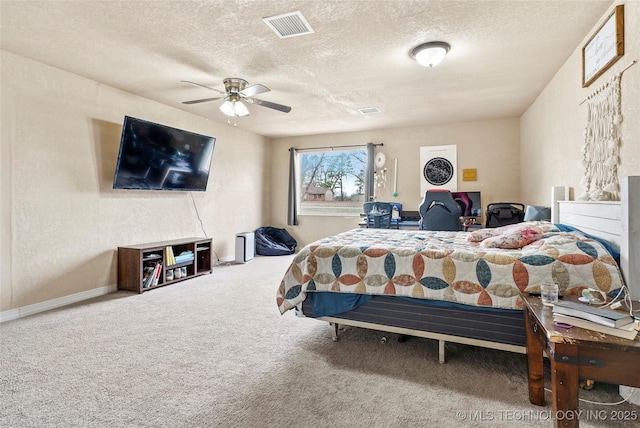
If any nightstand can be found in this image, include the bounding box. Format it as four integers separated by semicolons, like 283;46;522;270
521;293;640;428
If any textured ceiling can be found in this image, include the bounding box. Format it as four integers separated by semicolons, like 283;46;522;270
1;0;612;138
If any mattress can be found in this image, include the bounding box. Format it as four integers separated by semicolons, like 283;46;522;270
277;223;624;315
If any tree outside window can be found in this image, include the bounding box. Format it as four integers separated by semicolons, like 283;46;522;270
298;149;366;216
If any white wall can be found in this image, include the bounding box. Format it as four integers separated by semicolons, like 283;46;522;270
1;51;270;311
521;1;640;204
270;118;520;246
5;1;638;314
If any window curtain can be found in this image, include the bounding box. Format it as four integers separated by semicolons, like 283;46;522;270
287;148;298;226
365;142;374;201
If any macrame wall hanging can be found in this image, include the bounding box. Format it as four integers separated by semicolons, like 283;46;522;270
579;74;622;201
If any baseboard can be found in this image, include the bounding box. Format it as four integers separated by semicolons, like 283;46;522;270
214;255;236;266
0;284;117;323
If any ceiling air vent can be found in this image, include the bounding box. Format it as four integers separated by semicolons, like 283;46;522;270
358;107;382;115
263;11;314;39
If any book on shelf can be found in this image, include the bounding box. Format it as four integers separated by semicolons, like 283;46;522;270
152;262;162;286
142;265;155;287
143;262;162;288
553;300;634;328
553;313;639;340
164;246;176;266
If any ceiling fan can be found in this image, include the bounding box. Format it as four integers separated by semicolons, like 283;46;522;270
181;78;292;117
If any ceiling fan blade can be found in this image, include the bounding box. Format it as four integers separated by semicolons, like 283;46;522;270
182;97;224;105
245;97;292;113
240;84;270;98
181;80;226;95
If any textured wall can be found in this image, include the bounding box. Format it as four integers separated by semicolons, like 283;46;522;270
270;118;520;246
1;51;270;311
521;1;640;204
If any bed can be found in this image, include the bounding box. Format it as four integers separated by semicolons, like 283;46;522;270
277;176;639;363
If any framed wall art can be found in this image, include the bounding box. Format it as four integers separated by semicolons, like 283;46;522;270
420;145;457;195
582;5;624;88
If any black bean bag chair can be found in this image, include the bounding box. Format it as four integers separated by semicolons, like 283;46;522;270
255;227;297;256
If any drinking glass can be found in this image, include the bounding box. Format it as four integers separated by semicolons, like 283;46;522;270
541;283;559;307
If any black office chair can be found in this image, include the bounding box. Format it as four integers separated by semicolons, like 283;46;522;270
418;190;463;231
363;202;392;228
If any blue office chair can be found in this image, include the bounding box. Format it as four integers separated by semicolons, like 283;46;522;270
363;202;393;228
418;190;463;231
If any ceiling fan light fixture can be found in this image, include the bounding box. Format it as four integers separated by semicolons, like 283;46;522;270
220;100;235;116
411;41;450;67
183;78;291;116
220;100;249;117
234;101;250;117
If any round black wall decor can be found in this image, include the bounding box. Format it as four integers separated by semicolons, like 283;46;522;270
423;157;454;186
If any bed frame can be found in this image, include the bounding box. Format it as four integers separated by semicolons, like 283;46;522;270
307;176;639;363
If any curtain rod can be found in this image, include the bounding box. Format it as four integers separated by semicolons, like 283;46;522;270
579;59;637;105
290;143;383;152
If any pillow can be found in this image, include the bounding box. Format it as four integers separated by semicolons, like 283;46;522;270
467;223;527;242
467;221;558;243
480;224;544;249
467;228;498;242
524;220;560;233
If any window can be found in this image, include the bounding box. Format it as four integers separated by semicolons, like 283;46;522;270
298;149;367;216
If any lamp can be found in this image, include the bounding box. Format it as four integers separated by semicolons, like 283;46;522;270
411;41;450;67
220;99;250;117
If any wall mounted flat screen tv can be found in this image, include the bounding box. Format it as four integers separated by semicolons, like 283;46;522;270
113;116;215;191
451;191;482;217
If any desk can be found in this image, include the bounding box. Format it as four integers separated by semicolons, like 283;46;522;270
358;218;420;229
521;293;640;428
397;220;420;229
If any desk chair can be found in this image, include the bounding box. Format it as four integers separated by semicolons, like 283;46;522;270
363;202;392;228
418;190;462;231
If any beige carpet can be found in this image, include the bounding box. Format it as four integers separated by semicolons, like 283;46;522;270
1;254;637;427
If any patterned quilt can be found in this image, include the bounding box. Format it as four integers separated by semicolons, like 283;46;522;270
277;225;624;314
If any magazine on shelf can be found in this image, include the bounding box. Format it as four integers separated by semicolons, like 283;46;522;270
553;300;634;328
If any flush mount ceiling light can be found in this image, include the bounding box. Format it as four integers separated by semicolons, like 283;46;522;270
411;41;451;67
